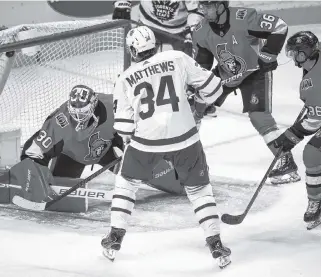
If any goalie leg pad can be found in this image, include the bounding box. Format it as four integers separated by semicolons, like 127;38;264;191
185;184;220;238
110;175;139;230
303;137;321;201
10;158;57;202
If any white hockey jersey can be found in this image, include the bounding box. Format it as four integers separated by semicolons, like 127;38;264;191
113;50;223;152
138;0;203;34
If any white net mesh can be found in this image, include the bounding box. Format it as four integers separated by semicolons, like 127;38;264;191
0;19;129;143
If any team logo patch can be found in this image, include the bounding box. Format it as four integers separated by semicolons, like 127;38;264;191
84;132;111;161
250;94;259;105
300;78;313;90
236;9;247;20
216;43;247;75
152;0;180;22
55;113;69;128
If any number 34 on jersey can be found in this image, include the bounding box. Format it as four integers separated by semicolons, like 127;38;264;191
112;50;223;152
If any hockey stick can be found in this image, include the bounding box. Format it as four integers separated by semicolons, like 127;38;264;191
221;106;307;225
12;156;122;211
221;67;259;86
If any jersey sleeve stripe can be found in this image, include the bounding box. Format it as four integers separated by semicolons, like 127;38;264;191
203;82;222;98
132;127;198;146
195;72;215;91
115;130;135;136
115;118;135;123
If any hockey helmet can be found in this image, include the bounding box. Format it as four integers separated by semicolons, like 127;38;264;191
67;85;98;131
285;31;320;67
126;26;157;62
199;1;229;23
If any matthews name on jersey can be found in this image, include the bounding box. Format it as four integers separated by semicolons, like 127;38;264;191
22;93;115;166
193;6;288;87
113;50;223;152
139;0;203;34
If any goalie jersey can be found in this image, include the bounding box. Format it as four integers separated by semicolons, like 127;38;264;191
113;50;223;152
139;0;202;34
295;57;321;135
21;93;115;166
193;7;288;87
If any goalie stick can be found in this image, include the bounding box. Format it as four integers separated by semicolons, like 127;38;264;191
221;106;307;225
12;156;122;211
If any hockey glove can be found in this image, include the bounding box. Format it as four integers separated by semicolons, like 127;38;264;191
258;48;278;72
112;1;131;20
212;65;220;78
273;126;304;151
193;96;207;131
182;26;193;56
193;110;203;131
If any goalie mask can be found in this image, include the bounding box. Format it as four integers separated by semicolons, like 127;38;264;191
67;85;98;133
286;31;320;68
199;1;229;24
126;26;157;62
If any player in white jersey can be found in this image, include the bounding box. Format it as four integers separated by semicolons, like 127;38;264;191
112;0;203;55
101;26;231;269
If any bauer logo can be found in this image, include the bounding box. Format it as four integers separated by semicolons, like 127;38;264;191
47;1;139;18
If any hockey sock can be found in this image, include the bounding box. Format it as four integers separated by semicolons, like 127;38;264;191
248;111;282;155
306;171;321;200
185;184;220;238
110;175;138;230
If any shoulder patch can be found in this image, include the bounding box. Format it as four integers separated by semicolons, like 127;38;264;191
236;9;247;20
55;113;69;128
301;78;313;90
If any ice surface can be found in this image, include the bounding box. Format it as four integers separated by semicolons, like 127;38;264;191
0;24;320;277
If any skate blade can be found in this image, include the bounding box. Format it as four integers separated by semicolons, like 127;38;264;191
205;113;217;118
269;173;301;185
216;255;231;269
102;248;117;262
307;219;321;230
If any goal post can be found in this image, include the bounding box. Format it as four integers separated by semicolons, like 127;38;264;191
0;19;131;168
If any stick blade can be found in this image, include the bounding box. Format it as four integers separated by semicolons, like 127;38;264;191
221;213;245;225
12;196;47;211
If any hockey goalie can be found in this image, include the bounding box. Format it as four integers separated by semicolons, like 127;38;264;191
0;26;186;207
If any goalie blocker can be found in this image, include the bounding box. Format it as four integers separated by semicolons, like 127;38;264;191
10;158;57;203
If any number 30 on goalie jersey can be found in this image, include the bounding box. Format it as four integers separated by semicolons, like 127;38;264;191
113;50;223;152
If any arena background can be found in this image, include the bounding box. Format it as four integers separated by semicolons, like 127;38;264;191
0;1;320;26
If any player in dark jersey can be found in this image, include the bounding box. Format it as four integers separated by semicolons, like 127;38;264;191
273;31;321;229
21;85;123;177
17;85;184;201
191;1;300;184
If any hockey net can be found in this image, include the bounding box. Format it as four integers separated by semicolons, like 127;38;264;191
0;19;130;144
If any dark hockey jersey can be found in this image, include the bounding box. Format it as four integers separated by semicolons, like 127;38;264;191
295;56;321;135
192;7;288;87
22;93;115;166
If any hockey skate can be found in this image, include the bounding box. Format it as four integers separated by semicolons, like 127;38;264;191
304;199;321;230
206;235;231;269
101;227;126;261
204;104;217;117
269;152;301;185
